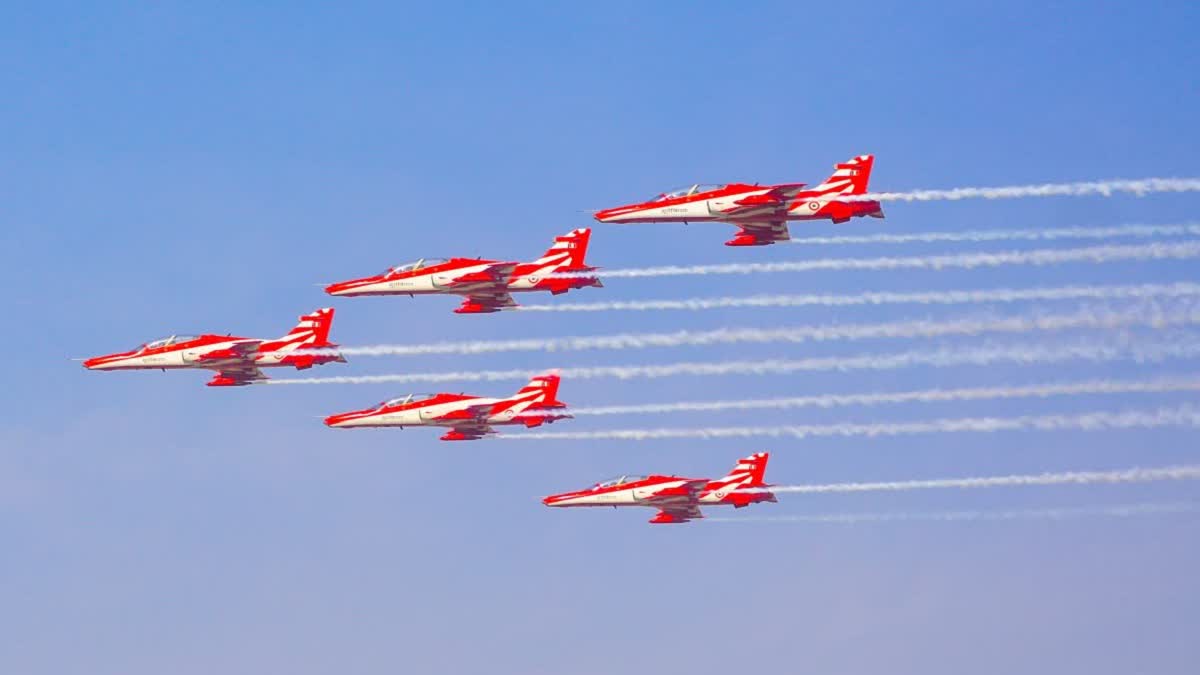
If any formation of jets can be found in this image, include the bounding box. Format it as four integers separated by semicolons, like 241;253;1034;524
83;154;885;523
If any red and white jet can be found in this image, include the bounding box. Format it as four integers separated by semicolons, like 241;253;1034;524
593;155;884;246
542;452;777;524
324;373;570;441
82;308;345;386
324;228;602;314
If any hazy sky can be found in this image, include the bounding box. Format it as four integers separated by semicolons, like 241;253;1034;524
2;2;1199;674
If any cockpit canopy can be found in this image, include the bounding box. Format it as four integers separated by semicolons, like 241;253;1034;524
383;259;449;276
593;475;648;489
139;335;199;351
379;393;437;409
648;184;726;202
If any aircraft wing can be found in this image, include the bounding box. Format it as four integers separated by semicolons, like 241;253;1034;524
763;182;808;199
721;184;808;215
192;340;264;363
726;221;791;246
441;423;496;441
650;503;705;524
207;364;268;387
455;291;519;314
446;262;519;288
645;479;708;502
430;403;493;423
645;480;707;523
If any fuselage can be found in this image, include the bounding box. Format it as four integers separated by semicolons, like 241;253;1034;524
325;258;598;298
324;259;507;297
542;475;775;509
83;335;340;372
595;184;882;225
324;393;554;429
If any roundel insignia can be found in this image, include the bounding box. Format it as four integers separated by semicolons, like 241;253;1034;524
715;490;726;498
808;201;820;211
529;276;540;283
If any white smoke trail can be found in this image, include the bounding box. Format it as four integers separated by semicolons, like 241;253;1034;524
787;222;1200;246
704;502;1200;524
498;404;1200;441
846;177;1200;203
517;281;1200;314
563;375;1200;416
320;303;1200;358
552;240;1200;279
265;336;1200;386
750;465;1200;495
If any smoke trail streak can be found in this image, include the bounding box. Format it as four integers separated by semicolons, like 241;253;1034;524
704;502;1200;524
265;337;1200;386
788;222;1200;246
846;177;1200;203
750;465;1200;495
517;281;1200;314
498;404;1200;441
563;375;1200;416
552;240;1200;279
320;303;1200;358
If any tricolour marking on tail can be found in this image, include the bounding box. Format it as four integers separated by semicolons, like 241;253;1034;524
718;452;769;487
809;155;874;196
506;373;568;426
534;228;593;269
274;308;335;349
515;373;564;405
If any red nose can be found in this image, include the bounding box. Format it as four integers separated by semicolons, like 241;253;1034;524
593;208;621;222
542;493;573;506
324;277;379;296
82;355;113;369
324;281;353;295
324;412;358;427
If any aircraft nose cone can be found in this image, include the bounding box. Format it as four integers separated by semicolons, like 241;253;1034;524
542;494;569;507
594;206;636;223
82;356;105;370
324;282;348;296
324;413;348;427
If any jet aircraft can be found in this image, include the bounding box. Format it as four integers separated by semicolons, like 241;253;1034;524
82;308;345;386
324;228;601;313
324;373;570;441
593;155;884;246
542;452;777;524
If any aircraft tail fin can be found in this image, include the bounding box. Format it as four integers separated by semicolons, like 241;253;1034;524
719;452;770;488
258;308;343;367
511;373;570;426
526;228;600;294
278;307;335;346
535;228;594;270
516;372;565;407
809;155;874;196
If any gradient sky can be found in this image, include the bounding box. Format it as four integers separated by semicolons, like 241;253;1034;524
3;2;1199;674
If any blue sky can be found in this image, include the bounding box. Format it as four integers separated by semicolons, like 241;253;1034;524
2;2;1199;673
